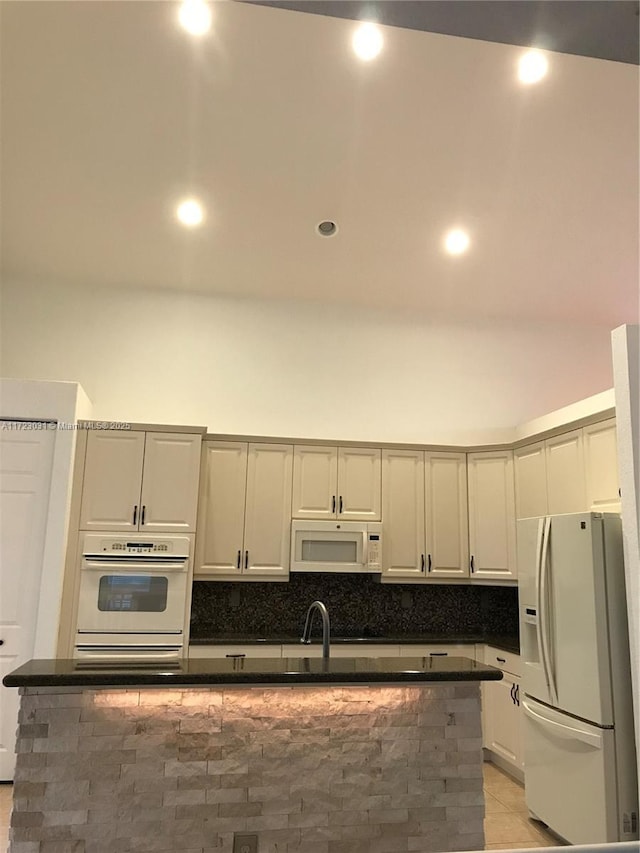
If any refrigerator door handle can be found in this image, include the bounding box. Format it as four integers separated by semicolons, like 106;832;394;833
522;699;603;749
535;517;551;694
539;516;557;704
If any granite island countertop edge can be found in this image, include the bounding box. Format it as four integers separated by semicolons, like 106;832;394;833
4;657;504;688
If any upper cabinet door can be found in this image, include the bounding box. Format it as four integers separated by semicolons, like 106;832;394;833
467;450;517;580
381;449;425;579
514;441;548;519
424;452;469;578
194;441;248;577
583;420;620;512
243;443;293;577
337;447;381;520
139;433;202;532
291;445;338;519
545;429;586;515
79;431;145;530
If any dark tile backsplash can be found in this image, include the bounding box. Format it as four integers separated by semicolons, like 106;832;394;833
190;575;519;640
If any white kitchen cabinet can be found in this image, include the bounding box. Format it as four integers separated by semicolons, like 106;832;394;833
292;445;381;521
545;428;586;515
583;419;620;512
424;452;469;578
398;643;476;658
381;449;425;579
481;646;523;780
282;643;400;658
467;451;517;581
514;441;548;520
188;644;281;659
79;430;201;532
195;441;293;579
381;450;468;581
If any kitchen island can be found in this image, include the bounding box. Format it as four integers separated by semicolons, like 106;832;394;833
4;656;501;853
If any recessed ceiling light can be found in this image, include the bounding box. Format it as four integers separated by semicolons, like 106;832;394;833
178;0;212;36
518;50;549;84
352;23;383;61
176;198;205;227
444;228;470;256
317;220;338;237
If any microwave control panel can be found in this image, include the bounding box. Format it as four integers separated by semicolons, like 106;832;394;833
367;533;382;570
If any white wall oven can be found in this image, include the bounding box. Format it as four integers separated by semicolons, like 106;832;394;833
75;533;192;660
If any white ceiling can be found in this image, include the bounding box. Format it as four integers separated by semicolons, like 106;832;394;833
1;0;638;326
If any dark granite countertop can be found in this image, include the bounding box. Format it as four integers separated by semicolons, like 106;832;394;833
3;657;503;688
189;634;520;655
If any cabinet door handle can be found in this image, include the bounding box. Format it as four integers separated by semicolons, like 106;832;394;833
470;555;475;573
515;684;520;706
132;505;138;526
339;495;343;514
226;653;246;658
510;684;516;703
236;550;241;569
244;550;249;569
497;657;506;663
332;495;336;513
427;554;432;573
141;505;146;525
421;554;425;572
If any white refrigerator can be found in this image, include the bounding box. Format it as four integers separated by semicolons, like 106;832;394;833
518;512;638;844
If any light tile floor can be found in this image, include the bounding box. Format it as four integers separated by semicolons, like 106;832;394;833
0;783;11;853
482;762;563;849
0;763;561;853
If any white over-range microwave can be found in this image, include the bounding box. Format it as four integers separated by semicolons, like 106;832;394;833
290;520;383;573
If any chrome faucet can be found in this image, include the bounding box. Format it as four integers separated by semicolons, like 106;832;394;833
300;600;331;659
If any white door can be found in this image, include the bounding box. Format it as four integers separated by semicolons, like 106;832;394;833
139;432;202;532
381;449;425;579
522;697;619;844
545;429;586;515
546;513;615;726
194;442;247;577
467;450;517;580
243;443;293;577
583;420;620;512
79;430;145;530
514;441;548;519
484;674;522;770
424;452;468;578
0;423;55;780
337;447;381;520
291;445;337;519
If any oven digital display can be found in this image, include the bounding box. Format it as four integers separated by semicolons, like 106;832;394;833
97;576;168;612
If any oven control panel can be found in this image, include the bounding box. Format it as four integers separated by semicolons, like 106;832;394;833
81;533;192;559
110;542;169;553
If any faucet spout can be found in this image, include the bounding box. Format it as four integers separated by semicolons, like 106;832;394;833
300;600;331;659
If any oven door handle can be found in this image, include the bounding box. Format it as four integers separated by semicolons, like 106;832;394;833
74;645;182;661
82;560;188;572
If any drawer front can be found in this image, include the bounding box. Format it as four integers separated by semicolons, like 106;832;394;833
485;645;520;676
188;644;282;659
283;643;400;658
398;643;477;659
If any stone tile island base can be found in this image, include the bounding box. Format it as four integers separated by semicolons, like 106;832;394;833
10;683;484;853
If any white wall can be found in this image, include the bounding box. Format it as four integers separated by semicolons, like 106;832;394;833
1;279;614;445
0;379;92;655
612;324;640;791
